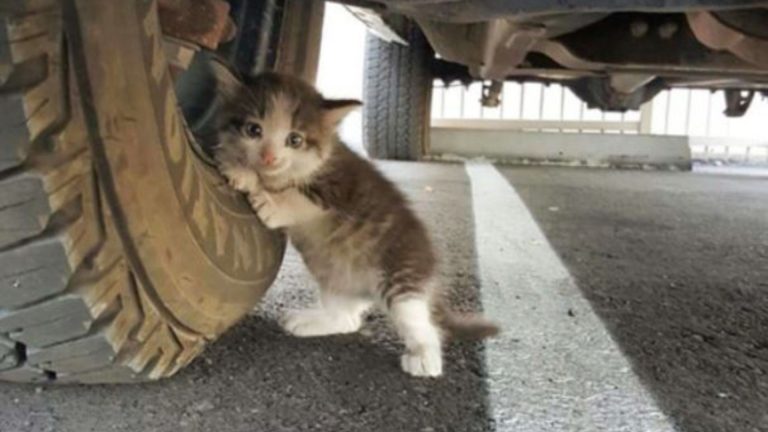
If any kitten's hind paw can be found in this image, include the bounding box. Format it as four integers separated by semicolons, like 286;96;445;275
281;309;361;337
401;348;443;378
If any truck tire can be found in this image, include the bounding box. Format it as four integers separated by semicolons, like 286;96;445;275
363;21;433;160
0;0;284;384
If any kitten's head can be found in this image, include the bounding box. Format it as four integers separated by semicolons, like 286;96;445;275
211;63;360;187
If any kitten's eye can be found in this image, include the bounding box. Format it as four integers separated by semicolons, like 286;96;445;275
286;132;304;149
241;121;262;139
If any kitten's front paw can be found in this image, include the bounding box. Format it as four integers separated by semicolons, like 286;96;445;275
248;193;287;229
401;348;443;377
221;165;260;193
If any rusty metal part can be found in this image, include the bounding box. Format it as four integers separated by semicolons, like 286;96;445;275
609;73;656;93
714;9;768;39
657;20;679;39
478;22;545;79
419;13;606;80
417;20;485;74
158;0;236;50
530;39;604;71
686;11;768;68
339;0;768;24
630;19;649;38
422;10;768;86
481;80;503;107
723;88;755;116
525;12;768;84
531;37;768;80
346;6;408;44
568;76;664;110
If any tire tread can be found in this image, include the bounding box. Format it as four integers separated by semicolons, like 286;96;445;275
0;0;207;384
363;22;432;160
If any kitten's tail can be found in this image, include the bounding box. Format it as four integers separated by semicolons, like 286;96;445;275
433;299;500;342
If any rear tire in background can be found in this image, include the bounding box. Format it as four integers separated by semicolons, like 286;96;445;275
0;0;285;384
363;21;433;160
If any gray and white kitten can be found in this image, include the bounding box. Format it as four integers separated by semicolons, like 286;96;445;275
212;64;498;377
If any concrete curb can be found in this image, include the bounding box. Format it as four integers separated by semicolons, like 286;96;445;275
431;129;692;170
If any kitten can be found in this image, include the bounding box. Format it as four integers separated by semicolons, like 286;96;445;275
211;63;498;377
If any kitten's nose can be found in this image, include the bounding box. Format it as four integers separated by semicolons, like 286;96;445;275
260;149;275;166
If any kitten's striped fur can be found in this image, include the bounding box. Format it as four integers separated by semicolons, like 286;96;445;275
212;64;498;377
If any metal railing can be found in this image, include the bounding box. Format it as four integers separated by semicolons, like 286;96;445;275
432;82;646;134
431;81;768;164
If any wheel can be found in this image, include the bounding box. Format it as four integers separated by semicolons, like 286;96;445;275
363;20;433;160
0;0;285;384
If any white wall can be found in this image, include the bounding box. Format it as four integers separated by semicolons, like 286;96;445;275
316;4;366;152
433;81;768;142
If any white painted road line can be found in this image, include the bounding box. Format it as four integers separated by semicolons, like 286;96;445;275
466;161;677;432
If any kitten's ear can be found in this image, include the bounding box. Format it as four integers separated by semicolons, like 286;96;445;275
209;60;244;102
321;99;363;127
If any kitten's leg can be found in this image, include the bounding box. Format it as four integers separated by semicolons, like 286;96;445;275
282;293;372;337
249;188;326;229
388;295;443;377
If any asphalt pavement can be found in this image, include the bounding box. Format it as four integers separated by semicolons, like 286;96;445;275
0;162;767;432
